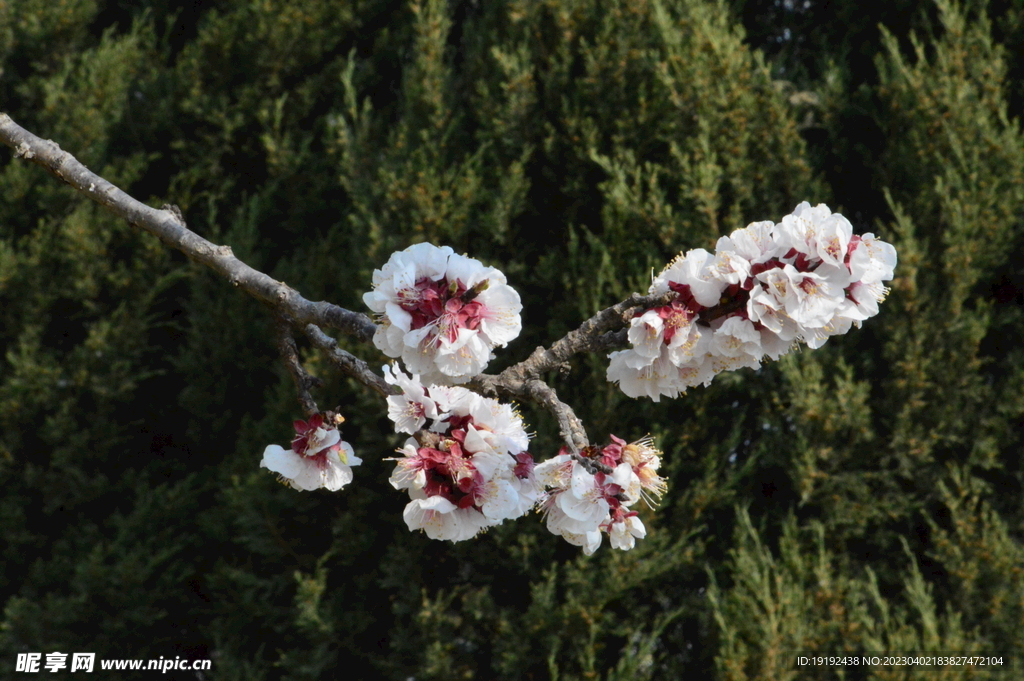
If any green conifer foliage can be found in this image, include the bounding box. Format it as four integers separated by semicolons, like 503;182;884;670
1;0;1022;679
709;1;1024;678
0;0;204;662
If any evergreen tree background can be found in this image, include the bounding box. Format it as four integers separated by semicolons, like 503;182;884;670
1;0;1022;678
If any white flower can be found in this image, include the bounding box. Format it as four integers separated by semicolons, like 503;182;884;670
775;201;852;267
384;364;442;434
389;440;427;491
261;443;360;492
653;248;726;308
711;220;780;285
607;348;680;401
837;279;888;321
772;264;846;329
535;435;669;554
534;453;574;488
626;309;668;361
423;384;477;421
747;272;801;341
608;515;646;551
402;490;489;541
620;437;668;504
758;327;797;361
665;323;711;368
465;395;530;456
847;233;897;283
610;201;896;400
722;220;779;264
382;365;535;458
672;352;717;390
261;414;361;492
475;473;521;521
363;243;522;383
543;502;605;555
557;462;613;524
709;317;762;361
508;472;545;518
706;348;761;376
389;385;538;542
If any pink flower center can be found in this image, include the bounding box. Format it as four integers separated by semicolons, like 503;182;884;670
657;302;694;344
593;472;624;510
602;507;639;531
845;234;862;266
291;414;334;455
513;453;535;479
798;276;821;296
406;414;497;511
306;448;332;470
397;277;488;343
822;235;843;261
783;248;815;271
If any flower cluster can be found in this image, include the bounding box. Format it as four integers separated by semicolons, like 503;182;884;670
608;203;897;400
261;413;362;491
363;243;523;384
535;436;666;554
384;364;542;541
260;213;894;552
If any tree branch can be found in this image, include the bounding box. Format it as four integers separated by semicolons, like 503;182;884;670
464;292;673;451
0;112;691;455
496;291;676;386
470;372;589;453
303;325;394;398
275;317;322;417
0;112;375;341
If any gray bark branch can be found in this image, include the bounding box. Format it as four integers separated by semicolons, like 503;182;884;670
303;325;393;398
0;112;683;454
0;113;376;342
275;317;322;417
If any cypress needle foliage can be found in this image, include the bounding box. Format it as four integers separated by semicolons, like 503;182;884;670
0;0;1022;679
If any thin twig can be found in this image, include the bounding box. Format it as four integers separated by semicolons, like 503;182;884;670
464;292;675;451
497;291;677;387
275;317;322;417
303;325;394;398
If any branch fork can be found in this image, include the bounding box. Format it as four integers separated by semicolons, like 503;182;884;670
0;112;661;455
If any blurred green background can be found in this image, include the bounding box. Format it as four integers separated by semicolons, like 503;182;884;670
1;0;1022;678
